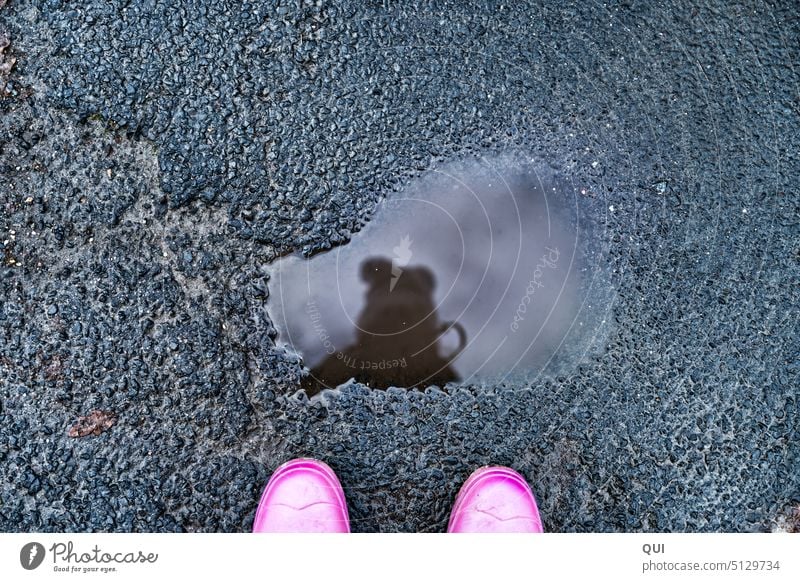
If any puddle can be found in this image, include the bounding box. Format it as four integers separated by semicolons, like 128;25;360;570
268;155;615;395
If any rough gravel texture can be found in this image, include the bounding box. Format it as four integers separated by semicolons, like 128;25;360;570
0;0;798;532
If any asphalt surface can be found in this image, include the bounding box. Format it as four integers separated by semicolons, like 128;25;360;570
1;0;798;532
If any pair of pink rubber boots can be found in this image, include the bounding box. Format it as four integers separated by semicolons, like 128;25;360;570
253;458;544;533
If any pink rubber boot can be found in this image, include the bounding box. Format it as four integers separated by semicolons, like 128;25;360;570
252;458;350;533
448;466;544;533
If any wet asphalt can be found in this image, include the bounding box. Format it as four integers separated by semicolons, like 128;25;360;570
0;0;798;532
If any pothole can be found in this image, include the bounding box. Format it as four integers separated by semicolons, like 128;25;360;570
268;154;616;395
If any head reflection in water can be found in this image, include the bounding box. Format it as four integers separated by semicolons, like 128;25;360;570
303;257;467;394
269;155;615;395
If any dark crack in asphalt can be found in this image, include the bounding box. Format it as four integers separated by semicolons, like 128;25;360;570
0;0;798;532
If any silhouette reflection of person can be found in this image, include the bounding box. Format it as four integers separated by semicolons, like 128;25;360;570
302;257;466;396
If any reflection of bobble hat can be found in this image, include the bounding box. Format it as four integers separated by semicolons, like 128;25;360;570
361;256;435;294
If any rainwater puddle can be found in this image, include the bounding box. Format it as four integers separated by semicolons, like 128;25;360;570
268;155;615;395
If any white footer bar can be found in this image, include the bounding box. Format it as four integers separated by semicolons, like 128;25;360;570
2;533;797;581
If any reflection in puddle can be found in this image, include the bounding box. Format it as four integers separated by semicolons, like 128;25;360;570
268;155;615;395
308;257;465;390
